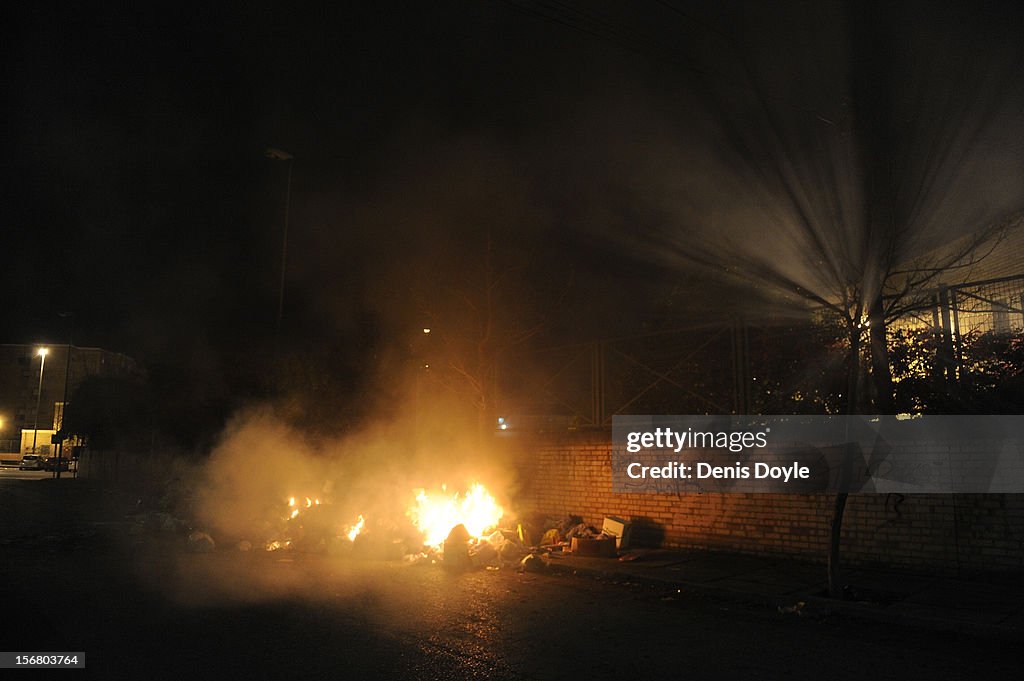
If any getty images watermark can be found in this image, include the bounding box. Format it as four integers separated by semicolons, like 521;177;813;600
612;415;1024;494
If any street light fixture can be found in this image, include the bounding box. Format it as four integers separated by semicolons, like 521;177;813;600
31;347;49;455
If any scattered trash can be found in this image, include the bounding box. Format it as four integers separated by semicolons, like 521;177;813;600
540;528;560;546
517;523;536;547
520;554;546;573
443;524;472;570
559;515;584;533
402;551;433;566
157;502;640;573
484;530;509;552
187;531;215;553
498;541;528;563
469;541;499;568
446;523;471;544
564;522;597;540
602;516;632;550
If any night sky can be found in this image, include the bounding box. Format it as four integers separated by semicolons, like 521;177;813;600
3;3;668;347
4;1;1023;428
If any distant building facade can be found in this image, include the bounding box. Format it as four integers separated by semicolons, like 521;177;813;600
0;344;136;457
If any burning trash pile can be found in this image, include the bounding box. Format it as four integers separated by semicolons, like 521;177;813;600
413;513;629;571
135;472;628;570
222;482;516;564
385;489;625;570
263;495;352;553
401;483;511;567
148;411;636;567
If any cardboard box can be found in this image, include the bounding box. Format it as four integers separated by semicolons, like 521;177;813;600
602;516;632;550
570;536;618;558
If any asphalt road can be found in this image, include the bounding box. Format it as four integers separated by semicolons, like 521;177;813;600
0;467;51;480
0;479;1017;680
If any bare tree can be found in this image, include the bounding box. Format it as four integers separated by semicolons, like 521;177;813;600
643;1;1024;598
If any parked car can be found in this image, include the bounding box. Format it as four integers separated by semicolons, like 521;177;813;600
19;454;43;470
43;457;70;472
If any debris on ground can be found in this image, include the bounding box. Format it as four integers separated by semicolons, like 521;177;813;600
564;522;598;541
469;541;499;568
402;551;434;566
442;524;472;570
520;554;546;573
148;501;637;570
517;522;536;547
540;528;560;546
187;531;216;553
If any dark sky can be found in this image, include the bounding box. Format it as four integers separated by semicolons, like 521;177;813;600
2;2;676;352
3;1;1023;392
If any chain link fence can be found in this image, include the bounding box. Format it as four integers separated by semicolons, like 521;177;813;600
497;274;1024;430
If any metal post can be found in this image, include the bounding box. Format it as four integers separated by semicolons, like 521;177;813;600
55;337;73;479
931;294;943;384
31;350;47;455
950;288;965;387
937;286;956;387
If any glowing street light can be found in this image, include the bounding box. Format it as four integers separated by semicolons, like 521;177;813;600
31;347;49;455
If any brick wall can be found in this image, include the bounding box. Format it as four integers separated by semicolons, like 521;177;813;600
514;433;1024;575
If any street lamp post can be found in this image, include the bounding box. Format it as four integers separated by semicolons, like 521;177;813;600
31;347;49;455
55;313;74;479
265;147;294;340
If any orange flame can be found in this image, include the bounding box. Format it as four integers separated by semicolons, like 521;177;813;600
407;483;503;548
345;515;365;542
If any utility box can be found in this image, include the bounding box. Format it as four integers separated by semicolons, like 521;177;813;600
602;516;632;550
